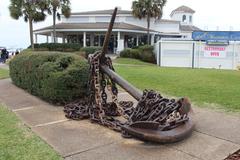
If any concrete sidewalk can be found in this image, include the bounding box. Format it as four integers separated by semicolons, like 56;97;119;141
0;78;240;160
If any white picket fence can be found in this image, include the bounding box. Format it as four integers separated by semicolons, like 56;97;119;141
154;40;240;70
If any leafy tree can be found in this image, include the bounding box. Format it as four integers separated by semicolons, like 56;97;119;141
9;0;49;49
132;0;167;44
48;0;71;43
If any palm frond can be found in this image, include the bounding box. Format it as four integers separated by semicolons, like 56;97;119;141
132;0;167;20
33;11;46;22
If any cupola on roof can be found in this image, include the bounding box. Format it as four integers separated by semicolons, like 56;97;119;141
170;5;195;16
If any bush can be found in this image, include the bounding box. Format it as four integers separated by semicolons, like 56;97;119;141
120;45;156;63
130;49;141;59
120;48;132;58
10;52;89;103
237;66;240;70
120;48;140;59
29;43;82;52
138;45;156;63
80;47;102;58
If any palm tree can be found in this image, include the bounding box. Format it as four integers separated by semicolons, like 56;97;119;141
48;0;71;43
9;0;49;50
132;0;167;45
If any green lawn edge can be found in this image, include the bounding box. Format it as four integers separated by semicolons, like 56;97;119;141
113;57;155;66
0;104;63;160
0;68;9;79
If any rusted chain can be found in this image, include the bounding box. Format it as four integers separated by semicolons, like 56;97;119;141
64;52;190;135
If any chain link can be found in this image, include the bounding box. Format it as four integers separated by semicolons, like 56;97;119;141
64;52;191;135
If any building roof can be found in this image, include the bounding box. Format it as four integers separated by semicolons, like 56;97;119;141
71;9;132;15
70;9;180;24
155;19;180;23
171;6;195;16
180;25;201;32
33;22;157;33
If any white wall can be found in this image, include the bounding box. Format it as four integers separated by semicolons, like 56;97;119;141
155;40;239;70
152;22;180;33
181;32;193;39
62;16;90;23
125;17;180;33
195;42;239;69
158;41;193;68
171;13;193;25
61;14;181;33
124;16;148;28
236;44;240;66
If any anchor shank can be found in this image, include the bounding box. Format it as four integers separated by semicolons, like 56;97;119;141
101;65;142;101
101;7;118;58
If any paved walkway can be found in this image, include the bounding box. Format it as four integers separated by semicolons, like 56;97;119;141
0;78;240;160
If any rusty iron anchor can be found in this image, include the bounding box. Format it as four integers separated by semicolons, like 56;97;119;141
64;7;195;144
98;8;195;143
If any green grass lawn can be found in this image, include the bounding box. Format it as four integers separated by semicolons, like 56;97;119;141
113;58;154;66
0;105;62;160
0;68;9;79
114;58;240;112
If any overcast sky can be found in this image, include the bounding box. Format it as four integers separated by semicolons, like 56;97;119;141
1;0;240;49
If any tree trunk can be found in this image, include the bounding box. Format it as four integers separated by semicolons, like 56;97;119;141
29;17;34;50
147;16;150;45
53;8;56;43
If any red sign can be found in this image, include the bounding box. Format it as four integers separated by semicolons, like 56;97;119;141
204;46;226;58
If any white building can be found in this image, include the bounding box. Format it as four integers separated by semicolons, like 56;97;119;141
34;5;201;54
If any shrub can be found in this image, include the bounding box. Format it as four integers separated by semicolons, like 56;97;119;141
29;43;82;52
10;52;89;103
237;66;240;70
138;45;156;63
36;47;49;51
120;48;140;59
120;45;156;64
80;46;102;58
120;48;132;58
130;49;141;59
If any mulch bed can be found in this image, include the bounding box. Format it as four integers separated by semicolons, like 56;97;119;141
224;149;240;160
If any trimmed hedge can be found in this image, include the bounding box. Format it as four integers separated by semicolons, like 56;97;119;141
120;45;156;63
138;45;156;63
120;48;140;59
10;52;89;103
80;46;102;58
29;43;82;52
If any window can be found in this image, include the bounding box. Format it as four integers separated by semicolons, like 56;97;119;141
182;15;186;22
189;16;192;23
